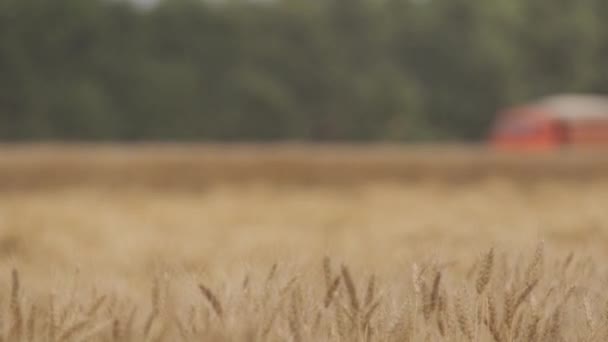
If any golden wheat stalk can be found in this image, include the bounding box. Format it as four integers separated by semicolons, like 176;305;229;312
9;269;23;341
324;276;341;309
476;248;494;295
364;274;376;307
198;284;223;319
341;265;360;313
323;256;333;290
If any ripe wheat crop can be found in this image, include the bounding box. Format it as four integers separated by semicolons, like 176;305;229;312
0;246;606;341
0;145;607;341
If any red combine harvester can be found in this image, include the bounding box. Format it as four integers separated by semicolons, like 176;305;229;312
490;94;608;151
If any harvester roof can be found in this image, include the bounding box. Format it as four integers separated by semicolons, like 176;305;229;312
536;94;608;121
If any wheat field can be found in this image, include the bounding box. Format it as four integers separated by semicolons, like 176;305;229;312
1;145;608;341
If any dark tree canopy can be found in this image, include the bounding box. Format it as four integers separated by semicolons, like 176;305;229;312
0;0;607;141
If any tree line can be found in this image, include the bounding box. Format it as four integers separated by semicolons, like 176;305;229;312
1;0;607;141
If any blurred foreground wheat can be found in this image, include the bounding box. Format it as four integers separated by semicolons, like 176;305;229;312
0;245;606;341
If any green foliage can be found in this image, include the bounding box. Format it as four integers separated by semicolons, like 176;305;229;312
0;0;607;141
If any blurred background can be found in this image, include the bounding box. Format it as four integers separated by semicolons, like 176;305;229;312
2;0;607;142
2;0;608;279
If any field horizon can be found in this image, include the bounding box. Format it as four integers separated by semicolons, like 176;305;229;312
2;143;608;190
